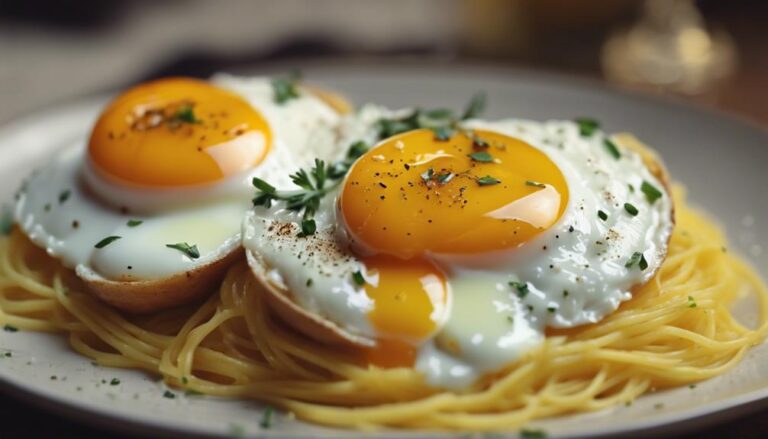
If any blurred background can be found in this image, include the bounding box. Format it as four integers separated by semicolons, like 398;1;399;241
1;1;767;437
0;0;766;125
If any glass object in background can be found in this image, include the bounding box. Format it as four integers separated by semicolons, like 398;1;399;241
602;0;737;97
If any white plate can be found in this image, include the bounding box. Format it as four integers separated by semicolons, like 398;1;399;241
0;61;767;438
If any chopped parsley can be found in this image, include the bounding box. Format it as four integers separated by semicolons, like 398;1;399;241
0;205;12;236
306;278;313;287
689;384;697;389
641;181;663;204
598;210;608;221
110;378;120;386
260;406;274;429
126;219;143;227
575;117;599;137
58;190;71;204
3;324;18;332
352;270;366;286
547;306;556;313
163;390;176;399
271;70;301;104
299;219;317;237
436;171;454;185
420;168;435;183
624;203;639;216
603;139;621;159
94;236;121;249
688;296;697;308
468;151;494;163
165;242;200;259
3;352;11;358
432;126;454;141
172;105;200;124
520;428;548;438
252;142;368;236
461;92;487;120
376;93;487;140
476;175;500;186
510;281;529;299
625;251;648;270
181;376;188;385
525;180;546;188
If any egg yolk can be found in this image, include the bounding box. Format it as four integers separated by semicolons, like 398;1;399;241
88;77;271;187
362;255;447;368
340;129;569;258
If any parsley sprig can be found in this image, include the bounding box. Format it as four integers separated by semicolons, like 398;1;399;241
376;93;486;140
252;142;369;236
271;70;302;104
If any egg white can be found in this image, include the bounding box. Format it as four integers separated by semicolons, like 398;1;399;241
15;76;343;281
242;104;674;389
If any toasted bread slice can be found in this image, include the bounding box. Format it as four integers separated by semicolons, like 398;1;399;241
246;249;374;347
77;246;243;313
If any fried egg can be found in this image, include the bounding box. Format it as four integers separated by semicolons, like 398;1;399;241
15;75;347;311
243;105;674;389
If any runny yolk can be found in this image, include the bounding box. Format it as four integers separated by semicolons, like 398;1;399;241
88;77;271;187
340;128;569;258
361;255;447;368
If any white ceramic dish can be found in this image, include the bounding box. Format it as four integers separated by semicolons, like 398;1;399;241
0;62;767;438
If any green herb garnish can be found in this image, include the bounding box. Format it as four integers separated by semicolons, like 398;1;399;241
3;324;18;332
126;219;143;227
461;92;486;120
95;236;121;249
299;219;317;237
352;270;366;286
520;428;548;438
625;251;648;270
603;139;621;159
260;406;274;429
0;205;12;236
163;390;176;399
525;180;546;188
432;126;454;141
271;70;301;104
110;378;120;386
476;175;500;186
688;296;697;308
436;171;454;185
420;168;435;183
58;190;71;204
172;105;200;124
468;151;494;163
376;93;487;140
575;117;599;136
306;278;313;287
598;210;608;221
165;242;200;259
252;142;368;237
510;281;529;298
641;181;663;204
624;203;639;216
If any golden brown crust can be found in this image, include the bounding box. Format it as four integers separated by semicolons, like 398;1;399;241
245;250;374;348
78;248;243;313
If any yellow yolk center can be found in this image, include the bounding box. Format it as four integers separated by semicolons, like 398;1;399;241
340;128;569;258
361;255;447;368
88;77;271;187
